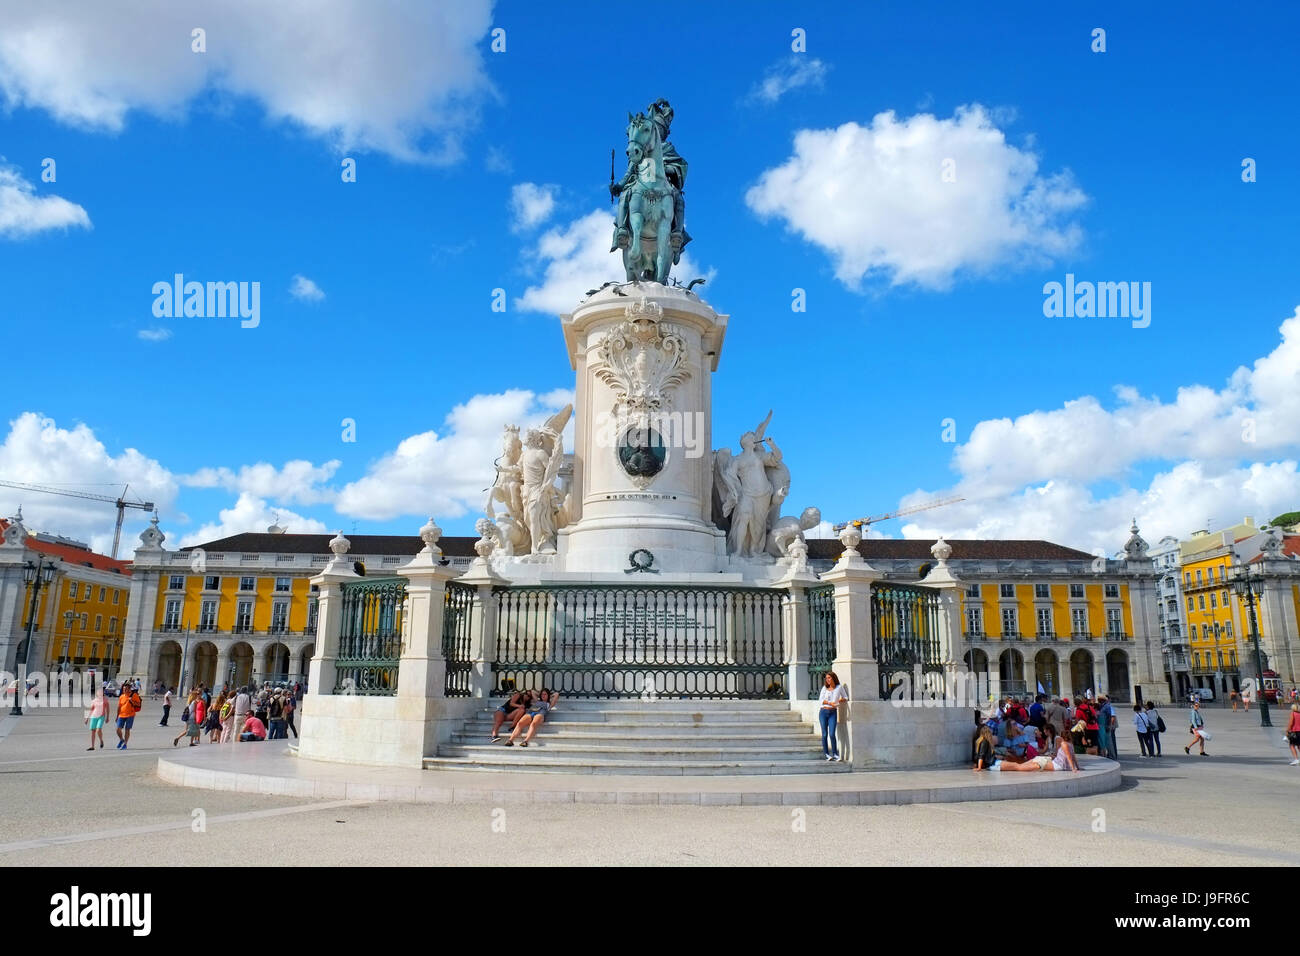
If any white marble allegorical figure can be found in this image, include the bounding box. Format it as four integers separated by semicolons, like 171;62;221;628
714;410;784;558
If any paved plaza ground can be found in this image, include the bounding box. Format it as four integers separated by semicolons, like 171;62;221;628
0;700;1295;867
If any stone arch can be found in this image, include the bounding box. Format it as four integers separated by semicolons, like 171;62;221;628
192;641;218;689
228;642;254;689
298;643;315;683
264;642;291;683
998;648;1025;696
155;640;183;690
1106;648;1131;702
1069;649;1094;698
1034;649;1060;697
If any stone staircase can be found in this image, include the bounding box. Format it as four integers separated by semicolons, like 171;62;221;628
423;699;850;776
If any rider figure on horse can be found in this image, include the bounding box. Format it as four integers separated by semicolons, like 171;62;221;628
610;98;691;276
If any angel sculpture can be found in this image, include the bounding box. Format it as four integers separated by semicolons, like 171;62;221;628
519;404;573;554
486;425;524;525
712;411;785;558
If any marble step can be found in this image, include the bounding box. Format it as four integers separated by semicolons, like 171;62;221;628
422;754;851;776
446;740;822;757
456;727;816;743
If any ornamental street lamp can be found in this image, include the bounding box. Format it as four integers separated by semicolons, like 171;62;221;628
12;556;60;716
1230;562;1272;728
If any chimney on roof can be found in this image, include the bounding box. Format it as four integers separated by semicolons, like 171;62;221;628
1244;516;1254;526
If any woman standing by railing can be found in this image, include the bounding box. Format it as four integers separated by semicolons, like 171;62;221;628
818;671;847;762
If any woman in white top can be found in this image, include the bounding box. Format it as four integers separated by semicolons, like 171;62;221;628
818;672;848;762
993;729;1080;772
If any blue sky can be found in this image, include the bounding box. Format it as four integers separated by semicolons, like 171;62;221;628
1;0;1298;556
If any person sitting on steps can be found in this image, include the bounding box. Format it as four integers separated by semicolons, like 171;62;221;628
490;689;531;742
504;689;559;747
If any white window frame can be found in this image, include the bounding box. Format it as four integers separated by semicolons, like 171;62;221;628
204;575;220;591
999;583;1015;599
1036;607;1053;636
965;584;980;598
200;599;218;631
1069;583;1085;599
164;600;181;629
168;575;184;591
965;606;983;636
1001;607;1018;637
1034;583;1050;599
274;577;291;593
235;600;254;632
1106;608;1122;635
1071;607;1088;635
69;581;79;599
270;601;289;633
239;576;256;592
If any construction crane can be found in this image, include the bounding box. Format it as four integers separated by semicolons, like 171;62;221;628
832;495;965;532
0;480;155;559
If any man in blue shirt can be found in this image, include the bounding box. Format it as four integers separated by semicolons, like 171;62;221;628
1029;694;1047;728
1098;695;1118;759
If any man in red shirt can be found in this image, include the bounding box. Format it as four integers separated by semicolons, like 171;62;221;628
239;714;267;742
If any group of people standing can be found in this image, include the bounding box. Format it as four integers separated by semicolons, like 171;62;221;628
163;682;300;746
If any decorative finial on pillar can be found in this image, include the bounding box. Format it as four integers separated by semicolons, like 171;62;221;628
931;535;952;567
329;530;350;556
419;517;443;555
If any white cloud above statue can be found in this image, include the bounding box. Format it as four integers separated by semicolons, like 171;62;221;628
746;105;1087;290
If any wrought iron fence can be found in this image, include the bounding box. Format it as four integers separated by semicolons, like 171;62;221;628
492;584;787;699
443;581;475;697
806;584;836;698
871;582;943;699
333;577;405;695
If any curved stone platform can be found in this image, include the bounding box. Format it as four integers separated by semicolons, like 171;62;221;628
156;740;1121;806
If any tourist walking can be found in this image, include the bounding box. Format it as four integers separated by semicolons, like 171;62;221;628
1286;704;1300;765
173;691;204;747
115;681;142;749
817;671;847;762
1241;684;1253;712
283;691;298;739
231;686;251;743
85;688;108;750
1185;699;1210;756
219;694;235;743
267;693;285;739
206;692;226;742
1132;703;1153;756
159;686;173;726
1144;700;1164;755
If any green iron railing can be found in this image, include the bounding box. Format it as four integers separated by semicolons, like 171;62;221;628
871;581;943;699
443;581;475;697
333;577;405;695
806;584;836;698
492;584;787;699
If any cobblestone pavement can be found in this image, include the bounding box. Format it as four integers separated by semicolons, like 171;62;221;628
1;701;1295;866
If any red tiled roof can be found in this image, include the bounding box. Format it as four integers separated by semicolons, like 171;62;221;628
1246;535;1300;563
0;519;132;574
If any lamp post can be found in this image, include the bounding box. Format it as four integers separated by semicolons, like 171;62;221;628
177;620;193;695
12;556;60;716
1230;562;1272;728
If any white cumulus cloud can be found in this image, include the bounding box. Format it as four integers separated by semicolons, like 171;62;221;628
137;327;172;342
516;209;714;315
289;274;325;302
510;182;557;231
746;105;1087;290
896;307;1300;554
0;162;91;238
747;56;828;104
176;493;328;548
335;389;574;521
0;0;495;163
180;460;340;506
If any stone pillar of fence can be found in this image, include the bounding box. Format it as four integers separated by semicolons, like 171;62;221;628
819;529;879;762
779;565;821;702
305;531;358;696
389;520;465;764
919;537;971;707
457;548;504;698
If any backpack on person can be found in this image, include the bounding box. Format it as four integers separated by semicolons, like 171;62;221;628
1152;710;1166;733
127;689;142;714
